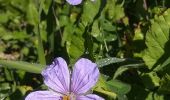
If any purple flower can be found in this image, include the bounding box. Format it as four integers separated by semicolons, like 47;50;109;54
66;0;82;5
66;0;95;5
25;57;104;100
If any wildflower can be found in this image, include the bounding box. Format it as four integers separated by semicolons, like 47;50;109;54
25;57;104;100
66;0;95;5
66;0;82;5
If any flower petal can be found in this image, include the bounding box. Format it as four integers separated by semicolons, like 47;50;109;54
71;58;99;94
25;91;62;100
66;0;82;5
42;57;70;94
77;94;104;100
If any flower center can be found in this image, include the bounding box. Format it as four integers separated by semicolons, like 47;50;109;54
62;93;76;100
63;95;70;100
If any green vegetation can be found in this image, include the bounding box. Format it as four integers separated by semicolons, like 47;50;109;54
0;0;170;99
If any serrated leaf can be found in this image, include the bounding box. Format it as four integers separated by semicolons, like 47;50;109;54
143;9;170;70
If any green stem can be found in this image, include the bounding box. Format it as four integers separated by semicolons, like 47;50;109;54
37;0;46;65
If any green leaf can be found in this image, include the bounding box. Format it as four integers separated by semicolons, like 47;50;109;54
94;75;131;99
67;34;85;63
64;24;85;63
158;74;170;93
46;1;57;58
103;0;124;21
96;57;126;67
36;0;46;65
81;0;101;25
113;63;144;79
94;76;117;99
91;20;100;38
141;72;160;89
100;19;116;32
145;92;164;100
0;13;9;23
36;28;46;65
143;9;170;70
128;84;164;100
94;87;117;99
106;80;131;95
0;82;12;99
61;24;74;47
0;60;44;73
154;56;170;73
4;68;14;81
117;95;128;100
26;2;39;26
91;19;117;43
104;32;117;42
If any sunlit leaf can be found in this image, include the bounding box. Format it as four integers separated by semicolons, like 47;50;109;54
143;9;170;70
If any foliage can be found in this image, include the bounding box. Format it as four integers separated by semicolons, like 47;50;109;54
1;0;170;100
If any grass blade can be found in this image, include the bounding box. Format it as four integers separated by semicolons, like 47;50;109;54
0;60;44;73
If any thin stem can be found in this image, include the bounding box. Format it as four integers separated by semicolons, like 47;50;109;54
36;0;46;65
